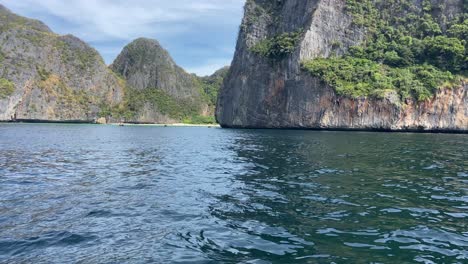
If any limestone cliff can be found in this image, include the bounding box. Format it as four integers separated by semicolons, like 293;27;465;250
111;38;202;101
216;0;467;132
110;38;222;123
0;6;226;124
0;5;124;122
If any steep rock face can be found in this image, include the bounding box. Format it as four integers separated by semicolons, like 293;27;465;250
217;0;467;131
111;38;199;100
110;38;216;123
0;5;124;122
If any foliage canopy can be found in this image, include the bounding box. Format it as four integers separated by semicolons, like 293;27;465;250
303;0;467;101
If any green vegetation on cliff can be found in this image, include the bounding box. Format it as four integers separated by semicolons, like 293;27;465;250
251;30;303;59
302;58;458;100
303;0;467;101
0;5;125;122
196;67;229;106
0;78;14;98
37;74;93;110
55;37;104;71
126;87;200;120
100;85;217;124
109;38;224;124
0;7;49;33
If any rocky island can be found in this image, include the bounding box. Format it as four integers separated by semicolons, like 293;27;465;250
0;1;467;131
1;2;468;262
216;0;467;132
0;5;225;124
0;5;124;122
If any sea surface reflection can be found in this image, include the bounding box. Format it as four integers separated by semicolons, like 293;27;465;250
0;124;466;263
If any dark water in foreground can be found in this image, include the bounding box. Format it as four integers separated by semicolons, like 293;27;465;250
0;124;467;264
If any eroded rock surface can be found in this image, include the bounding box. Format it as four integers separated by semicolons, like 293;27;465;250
110;38;223;123
0;5;124;122
216;0;467;132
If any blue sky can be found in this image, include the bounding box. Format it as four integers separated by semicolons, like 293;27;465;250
0;0;245;76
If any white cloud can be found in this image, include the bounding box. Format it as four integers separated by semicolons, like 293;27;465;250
186;58;231;77
0;0;245;76
1;0;245;41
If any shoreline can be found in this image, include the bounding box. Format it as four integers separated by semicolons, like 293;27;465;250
0;120;220;127
108;123;220;127
1;121;467;134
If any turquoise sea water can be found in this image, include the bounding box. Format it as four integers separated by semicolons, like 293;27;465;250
0;124;466;263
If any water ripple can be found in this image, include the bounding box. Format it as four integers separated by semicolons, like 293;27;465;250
0;124;467;263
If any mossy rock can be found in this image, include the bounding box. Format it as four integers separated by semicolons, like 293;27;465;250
0;78;15;99
302;0;466;102
251;30;303;59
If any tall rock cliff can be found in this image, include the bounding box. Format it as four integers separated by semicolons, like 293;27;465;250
0;6;226;124
0;5;124;122
110;38;222;124
217;0;468;131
